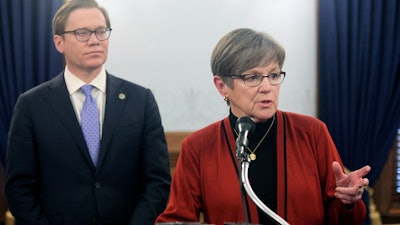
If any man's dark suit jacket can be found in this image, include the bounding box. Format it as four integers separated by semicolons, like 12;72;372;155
5;72;171;225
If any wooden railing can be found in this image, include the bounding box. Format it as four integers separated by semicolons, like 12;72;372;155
165;131;191;175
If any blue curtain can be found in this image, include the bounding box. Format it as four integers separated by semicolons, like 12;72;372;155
318;0;400;224
0;0;64;166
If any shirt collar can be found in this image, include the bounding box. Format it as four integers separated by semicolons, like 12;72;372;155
64;66;107;95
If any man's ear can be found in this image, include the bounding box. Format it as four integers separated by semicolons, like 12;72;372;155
53;35;64;54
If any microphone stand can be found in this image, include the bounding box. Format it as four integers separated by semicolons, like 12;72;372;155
236;148;290;225
236;145;250;223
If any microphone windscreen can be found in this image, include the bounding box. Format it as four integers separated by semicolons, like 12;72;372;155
235;116;255;135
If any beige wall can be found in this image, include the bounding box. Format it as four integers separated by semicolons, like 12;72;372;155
97;0;318;131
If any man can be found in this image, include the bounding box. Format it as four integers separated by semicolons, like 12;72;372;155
5;0;171;224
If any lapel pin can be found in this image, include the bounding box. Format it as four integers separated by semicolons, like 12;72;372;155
119;93;126;100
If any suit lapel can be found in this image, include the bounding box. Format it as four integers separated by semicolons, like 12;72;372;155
96;74;126;170
44;74;95;167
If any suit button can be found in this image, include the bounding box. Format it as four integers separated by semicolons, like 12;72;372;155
94;182;102;189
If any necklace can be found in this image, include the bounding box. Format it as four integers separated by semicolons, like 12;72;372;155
234;115;275;161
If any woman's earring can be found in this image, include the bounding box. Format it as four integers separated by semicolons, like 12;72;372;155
223;96;228;101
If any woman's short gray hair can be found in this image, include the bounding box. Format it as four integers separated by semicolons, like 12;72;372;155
211;28;285;88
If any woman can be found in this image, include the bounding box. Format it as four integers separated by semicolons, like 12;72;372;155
155;28;370;225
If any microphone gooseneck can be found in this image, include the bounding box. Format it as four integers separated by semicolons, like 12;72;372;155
234;116;255;223
235;116;290;225
241;162;290;225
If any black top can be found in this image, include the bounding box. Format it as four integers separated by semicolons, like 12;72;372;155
229;112;277;225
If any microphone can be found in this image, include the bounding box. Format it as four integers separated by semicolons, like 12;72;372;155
235;116;291;225
235;116;256;223
235;116;255;149
235;116;255;163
